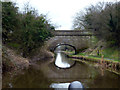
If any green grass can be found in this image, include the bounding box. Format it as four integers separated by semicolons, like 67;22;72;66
68;48;120;62
64;51;75;55
7;43;20;49
73;53;120;63
78;53;86;56
79;46;119;61
101;47;119;60
78;52;120;62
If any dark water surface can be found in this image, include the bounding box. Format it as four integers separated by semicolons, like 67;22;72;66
2;54;120;88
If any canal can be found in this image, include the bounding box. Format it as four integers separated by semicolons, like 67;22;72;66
2;45;120;88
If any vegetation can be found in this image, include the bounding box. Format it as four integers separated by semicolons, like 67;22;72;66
2;2;55;57
73;1;120;47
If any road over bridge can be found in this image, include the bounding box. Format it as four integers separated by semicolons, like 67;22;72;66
50;30;98;36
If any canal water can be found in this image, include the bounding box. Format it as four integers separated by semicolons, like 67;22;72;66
55;52;75;69
2;46;120;88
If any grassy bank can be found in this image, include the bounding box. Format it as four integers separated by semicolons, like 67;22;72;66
67;48;120;75
82;47;119;61
77;51;120;63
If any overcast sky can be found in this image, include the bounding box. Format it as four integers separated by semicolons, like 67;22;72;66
11;0;118;30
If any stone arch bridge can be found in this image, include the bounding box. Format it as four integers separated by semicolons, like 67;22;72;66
47;30;98;52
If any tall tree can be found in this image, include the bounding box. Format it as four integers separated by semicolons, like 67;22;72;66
2;2;19;43
2;2;55;57
73;1;120;47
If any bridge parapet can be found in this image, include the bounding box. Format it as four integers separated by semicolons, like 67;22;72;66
50;30;99;36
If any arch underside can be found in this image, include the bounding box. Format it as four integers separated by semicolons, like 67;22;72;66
53;43;77;54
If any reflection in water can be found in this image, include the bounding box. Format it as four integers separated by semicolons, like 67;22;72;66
54;45;75;68
2;58;120;88
2;45;120;88
50;83;70;88
55;52;75;68
100;67;104;76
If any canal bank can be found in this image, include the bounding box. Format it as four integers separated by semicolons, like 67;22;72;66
2;45;54;75
2;51;120;88
64;39;120;75
2;46;30;74
68;54;120;75
2;44;120;88
2;45;54;88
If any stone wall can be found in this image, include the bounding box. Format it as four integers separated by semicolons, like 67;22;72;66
46;36;94;52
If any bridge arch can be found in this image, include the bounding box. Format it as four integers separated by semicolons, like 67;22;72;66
53;43;77;54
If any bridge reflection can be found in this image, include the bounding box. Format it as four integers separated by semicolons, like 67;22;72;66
54;45;76;69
